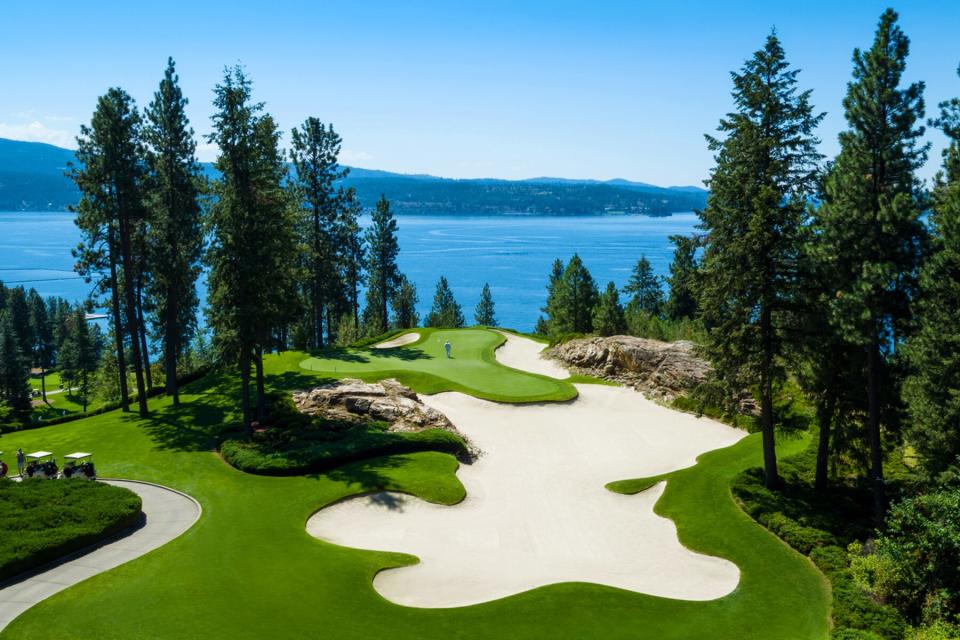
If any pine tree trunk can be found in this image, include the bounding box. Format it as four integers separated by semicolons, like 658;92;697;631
254;345;265;422
814;394;836;492
137;280;152;390
40;365;47;404
867;338;886;526
119;216;148;417
165;283;179;405
760;305;779;489
326;305;334;345
240;350;252;435
108;225;130;412
314;208;324;349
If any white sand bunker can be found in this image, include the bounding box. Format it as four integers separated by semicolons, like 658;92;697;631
373;331;420;349
307;336;746;608
493;330;570;379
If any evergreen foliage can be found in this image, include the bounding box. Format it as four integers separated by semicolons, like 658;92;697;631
206;66;297;431
622;255;663;315
391;275;420;329
549;254;598;334
593;281;627;336
814;9;928;520
904;67;960;480
59;307;100;412
0;311;31;419
289;117;347;348
665;234;700;320
698;32;823;488
71;87;151;416
425;276;465;328
363;195;401;334
474;283;496;326
143;58;204;406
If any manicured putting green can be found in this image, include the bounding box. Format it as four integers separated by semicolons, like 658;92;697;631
299;328;577;403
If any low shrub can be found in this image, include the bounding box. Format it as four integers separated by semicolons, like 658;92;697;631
221;425;468;476
547;332;586;348
733;448;908;640
0;479;142;582
221;390;469;475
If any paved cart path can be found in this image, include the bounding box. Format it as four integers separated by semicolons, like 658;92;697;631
0;480;200;631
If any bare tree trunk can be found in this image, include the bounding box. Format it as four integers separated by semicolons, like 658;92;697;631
760;305;778;489
119;216;148;417
867;338;886;526
254;345;265;422
108;225;130;412
137;279;152;390
165;284;179;405
240;350;252;435
814;394;836;492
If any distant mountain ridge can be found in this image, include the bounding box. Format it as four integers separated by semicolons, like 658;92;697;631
0;137;707;215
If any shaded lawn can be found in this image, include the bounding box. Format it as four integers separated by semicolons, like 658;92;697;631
0;329;830;639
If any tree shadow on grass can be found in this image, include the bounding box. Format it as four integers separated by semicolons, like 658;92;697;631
138;400;227;453
371;347;432;362
270;371;337;392
309;456;411;511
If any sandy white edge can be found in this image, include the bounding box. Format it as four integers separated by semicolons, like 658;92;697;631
307;332;745;608
0;478;202;632
491;330;570;379
373;332;421;349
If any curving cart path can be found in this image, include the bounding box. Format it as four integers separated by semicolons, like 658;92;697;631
0;479;200;632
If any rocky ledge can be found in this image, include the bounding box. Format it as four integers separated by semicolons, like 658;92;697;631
546;336;711;401
293;378;458;434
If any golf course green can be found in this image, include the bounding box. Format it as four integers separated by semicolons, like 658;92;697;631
300;328;577;402
0;328;830;639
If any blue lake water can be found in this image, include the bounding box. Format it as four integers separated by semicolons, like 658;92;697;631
0;211;700;332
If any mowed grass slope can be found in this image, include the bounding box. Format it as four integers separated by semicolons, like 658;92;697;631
0;328;830;639
299;328;577;402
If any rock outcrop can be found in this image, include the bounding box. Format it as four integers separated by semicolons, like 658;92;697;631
546;336;711;401
293;378;456;434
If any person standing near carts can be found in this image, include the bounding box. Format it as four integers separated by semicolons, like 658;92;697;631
16;448;25;478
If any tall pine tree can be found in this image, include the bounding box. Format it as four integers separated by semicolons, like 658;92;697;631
904;67;960;479
144;57;204;406
623;255;663;315
474;283;496;326
391;275;419;329
551;254;598;334
363;195;401;334
290;118;347;348
207;67;296;431
425;276;465;328
699;32;823;489
72;88;151;417
665;234;700;321
593;281;627;336
815;10;928;521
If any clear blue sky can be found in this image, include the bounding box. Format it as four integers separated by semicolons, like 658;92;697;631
1;1;958;185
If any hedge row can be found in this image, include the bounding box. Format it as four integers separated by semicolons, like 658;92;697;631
0;479;142;583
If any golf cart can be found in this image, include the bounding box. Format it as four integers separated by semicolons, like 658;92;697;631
25;451;58;479
0;452;7;479
62;452;96;480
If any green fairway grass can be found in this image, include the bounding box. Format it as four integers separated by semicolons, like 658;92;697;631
299;328;578;402
0;328;830;639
